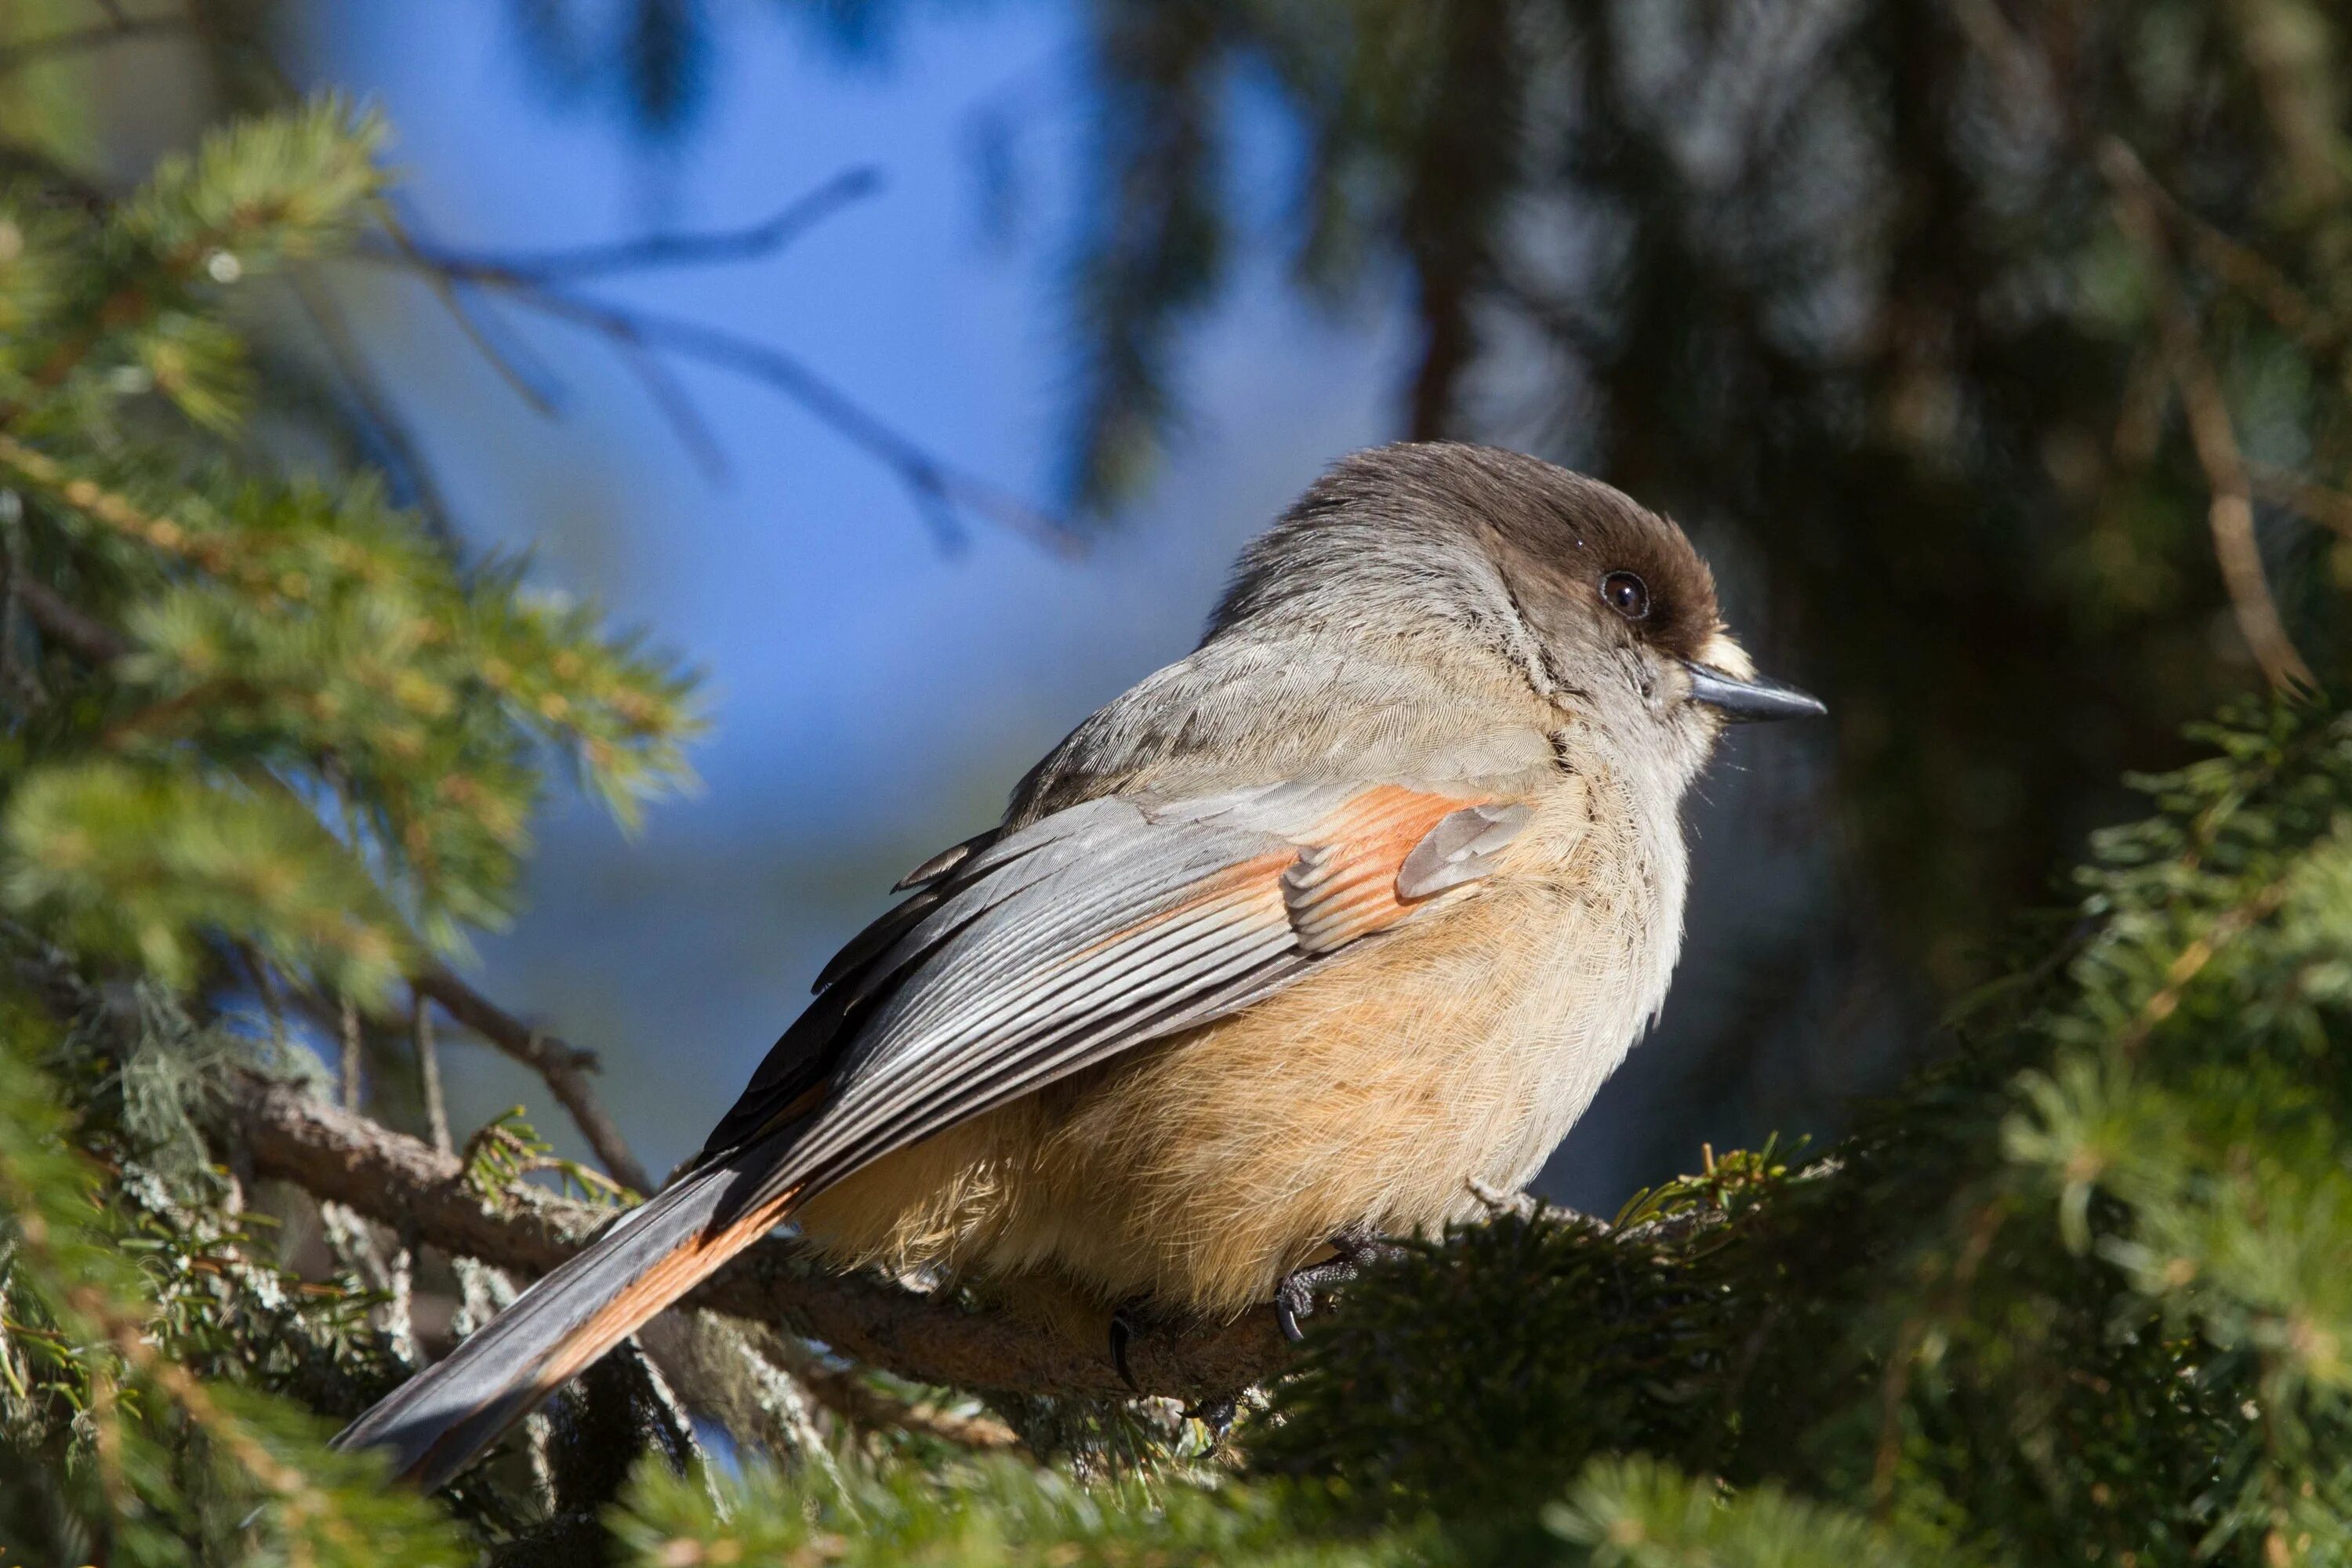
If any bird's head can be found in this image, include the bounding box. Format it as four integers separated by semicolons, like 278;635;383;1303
1213;441;1823;793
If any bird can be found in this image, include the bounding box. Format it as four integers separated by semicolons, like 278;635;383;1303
335;440;1824;1490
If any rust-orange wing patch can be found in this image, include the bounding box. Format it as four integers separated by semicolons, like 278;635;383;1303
1280;785;1523;953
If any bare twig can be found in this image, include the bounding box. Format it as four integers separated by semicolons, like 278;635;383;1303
286;269;459;543
414;992;452;1155
2223;0;2344;209
617;335;730;481
2251;463;2352;538
1942;0;2053;117
371;197;566;416
2159;325;2310;691
467;165;883;281
2102;140;2314;694
337;997;363;1112
2099;141;2335;356
12;573;132;663
412;964;654;1196
354;245;1077;555
228;1068;1291;1402
746;1321;1020;1450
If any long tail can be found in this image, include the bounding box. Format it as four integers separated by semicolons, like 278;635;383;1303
332;1138;803;1493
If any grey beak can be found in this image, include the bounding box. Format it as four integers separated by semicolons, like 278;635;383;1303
1682;661;1827;723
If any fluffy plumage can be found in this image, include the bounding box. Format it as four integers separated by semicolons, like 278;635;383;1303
337;441;1796;1491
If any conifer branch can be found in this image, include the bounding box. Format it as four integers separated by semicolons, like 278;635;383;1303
0;434;663;1194
225;1068;1292;1403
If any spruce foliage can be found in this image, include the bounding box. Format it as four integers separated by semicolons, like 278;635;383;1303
0;96;695;1563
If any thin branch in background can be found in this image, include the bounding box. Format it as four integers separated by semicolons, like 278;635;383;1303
2099;143;2336;356
286;269;459;545
2223;0;2344;210
2101;140;2314;695
414;963;655;1196
2160;310;2314;693
354;180;1080;554
413;990;452;1155
1943;0;2054;115
337;996;362;1112
2251;464;2352;537
0;14;186;76
618;335;730;482
12;573;132;664
371;197;567;417
405;261;1073;553
473;164;883;281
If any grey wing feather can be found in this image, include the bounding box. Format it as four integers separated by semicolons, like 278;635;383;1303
1396;802;1533;900
892;827;1000;892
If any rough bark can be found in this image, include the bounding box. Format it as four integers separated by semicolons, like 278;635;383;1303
226;1068;1291;1402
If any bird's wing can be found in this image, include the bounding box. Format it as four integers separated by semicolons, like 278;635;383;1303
699;777;1538;1209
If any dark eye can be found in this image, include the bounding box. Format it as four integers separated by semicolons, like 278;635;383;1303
1600;571;1650;621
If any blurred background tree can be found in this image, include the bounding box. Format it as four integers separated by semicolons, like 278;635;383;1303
7;0;2352;1564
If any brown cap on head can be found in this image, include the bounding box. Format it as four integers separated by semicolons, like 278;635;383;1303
1264;441;1726;666
1208;441;1820;726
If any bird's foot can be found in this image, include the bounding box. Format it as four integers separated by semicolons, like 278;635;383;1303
1108;1297;1148;1393
1185;1396;1240;1439
1273;1232;1399;1344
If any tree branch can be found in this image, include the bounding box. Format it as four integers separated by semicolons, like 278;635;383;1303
411;964;655;1197
2251;463;2352;537
463;165;883;281
2101;140;2314;694
12;572;132;663
226;1068;1291;1403
354;231;1079;555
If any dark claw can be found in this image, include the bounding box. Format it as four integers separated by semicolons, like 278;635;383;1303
1275;1276;1311;1344
1108;1300;1144;1392
1274;1235;1390;1344
1185;1396;1240;1439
